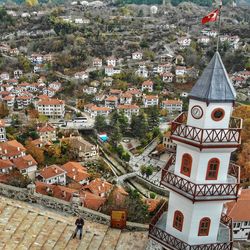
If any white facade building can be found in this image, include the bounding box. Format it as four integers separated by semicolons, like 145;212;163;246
36;98;65;118
148;52;241;249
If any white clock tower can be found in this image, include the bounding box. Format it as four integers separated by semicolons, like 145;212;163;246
148;52;242;250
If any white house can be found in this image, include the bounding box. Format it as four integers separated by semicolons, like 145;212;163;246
198;36;210;46
105;96;118;109
136;64;148;78
120;93;132;105
132;51;143;60
142;95;159;107
0;120;6;142
36;98;65;118
13;154;37;180
0;72;10;81
162;72;174;83
161;99;183;113
85;104;111;118
105;66;121;76
74;71;89;81
117;104;140;120
106;56;116;67
93;58;102;68
13;69;23;79
175;66;187;76
178;37;191;48
36;165;67;185
226;189;250;241
141;80;154;92
83;86;97;95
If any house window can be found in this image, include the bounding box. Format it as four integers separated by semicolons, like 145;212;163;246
173;210;184;231
198;217;211;236
206;158;220;180
180;154;192;177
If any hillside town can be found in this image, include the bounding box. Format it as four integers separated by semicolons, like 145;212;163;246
0;0;250;249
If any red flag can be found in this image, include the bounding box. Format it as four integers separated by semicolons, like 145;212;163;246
201;9;219;25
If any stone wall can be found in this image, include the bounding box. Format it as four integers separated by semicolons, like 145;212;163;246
134;175;170;197
0;183;148;231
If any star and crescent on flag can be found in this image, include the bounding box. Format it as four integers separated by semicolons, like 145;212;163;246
201;9;220;24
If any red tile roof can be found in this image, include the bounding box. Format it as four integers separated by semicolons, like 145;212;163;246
226;189;250;221
37;98;64;105
12;154;37;170
37;123;55;133
83;178;113;197
0;159;13;170
0;140;26;158
38;165;66;179
62;161;89;183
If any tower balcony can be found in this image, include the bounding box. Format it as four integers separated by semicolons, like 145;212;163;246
149;202;233;250
161;156;240;201
171;113;242;149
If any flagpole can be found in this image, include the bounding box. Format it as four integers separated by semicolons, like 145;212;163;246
216;2;223;52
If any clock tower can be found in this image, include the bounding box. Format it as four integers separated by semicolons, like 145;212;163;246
148;52;242;250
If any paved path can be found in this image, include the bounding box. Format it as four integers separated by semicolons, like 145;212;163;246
0;196;148;250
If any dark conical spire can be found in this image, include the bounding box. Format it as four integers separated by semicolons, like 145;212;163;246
189;52;236;103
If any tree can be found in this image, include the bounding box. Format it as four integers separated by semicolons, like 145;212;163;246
145;106;160;131
0;102;9;118
95;115;108;132
237;141;250;180
131;113;148;139
145;165;153;178
118;112;129;134
18;55;32;73
140;165;147;176
26;141;45;166
110;121;122;146
7;169;31;188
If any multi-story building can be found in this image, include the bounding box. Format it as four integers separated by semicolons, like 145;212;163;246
36;165;67;185
142;95;159;107
105;96;118;109
226;189;250;241
161;99;183;113
132;51;143;60
36;98;65;118
37;123;57;142
0;120;6;142
141;80;154;93
117;104;140;120
148;52;241;250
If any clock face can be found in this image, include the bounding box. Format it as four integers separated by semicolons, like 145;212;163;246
191;105;203;119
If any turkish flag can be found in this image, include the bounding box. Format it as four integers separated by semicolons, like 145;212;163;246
201;9;219;24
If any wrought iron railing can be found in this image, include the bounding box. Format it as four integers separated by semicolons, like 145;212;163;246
161;157;240;201
171;113;242;146
149;203;233;250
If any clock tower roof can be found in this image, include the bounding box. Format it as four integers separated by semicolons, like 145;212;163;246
189;52;236;103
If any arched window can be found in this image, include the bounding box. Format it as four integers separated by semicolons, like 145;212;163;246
173;210;184;231
206;158;220;180
180;154;192;177
198;217;211;236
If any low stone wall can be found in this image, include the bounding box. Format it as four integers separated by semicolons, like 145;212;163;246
134;175;170;197
0;183;148;231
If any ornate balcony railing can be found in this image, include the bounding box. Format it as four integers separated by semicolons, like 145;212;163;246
171;113;242;148
161;156;240;201
149;202;233;250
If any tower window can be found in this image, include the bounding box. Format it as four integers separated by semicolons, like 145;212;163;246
180;154;192;177
173;210;184;232
198;217;211;236
211;108;225;121
206;158;220;180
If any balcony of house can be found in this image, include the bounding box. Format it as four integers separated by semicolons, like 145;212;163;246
160;156;240;201
171;113;242;149
149;202;233;250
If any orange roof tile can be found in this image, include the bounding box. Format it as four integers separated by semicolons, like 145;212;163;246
12;154;37;170
162;99;182;105
38;165;66;179
0;159;13;170
37;98;64;105
37;123;55;133
226;189;250;221
83;178;113;197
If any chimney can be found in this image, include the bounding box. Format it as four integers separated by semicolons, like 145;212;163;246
73;175;76;180
55;168;58;173
4;149;7;154
28;161;32;166
17;147;20;151
72;168;75;172
98;186;101;191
